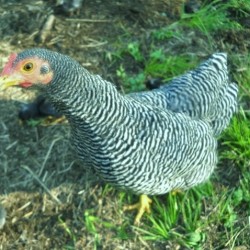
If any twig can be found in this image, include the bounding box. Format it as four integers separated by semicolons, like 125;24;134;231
40;14;56;43
79;41;107;48
39;137;62;177
66;18;112;23
6;140;18;150
21;165;62;205
17;201;32;211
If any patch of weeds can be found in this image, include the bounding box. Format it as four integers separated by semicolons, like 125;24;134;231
150;0;243;50
26;118;43;127
221;111;250;168
116;64;146;92
127;42;144;63
84;210;116;231
135;180;249;248
228;0;250;18
101;183;115;197
101;183;134;237
58;215;77;249
180;0;242;34
145;54;199;80
116;224;133;240
135;182;213;248
108;41;144;63
84;210;101;237
112;35;203;93
111;41;146;92
143;194;179;240
232;54;250;101
212;190;238;228
231;172;250;212
84;209;133;243
84;210;113;249
115;45;201;92
203;184;250;248
151;24;183;41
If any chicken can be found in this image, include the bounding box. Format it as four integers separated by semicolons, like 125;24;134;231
0;49;238;224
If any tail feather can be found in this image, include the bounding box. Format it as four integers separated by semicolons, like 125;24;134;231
129;53;238;136
210;82;238;136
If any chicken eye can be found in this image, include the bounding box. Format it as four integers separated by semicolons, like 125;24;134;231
23;62;34;72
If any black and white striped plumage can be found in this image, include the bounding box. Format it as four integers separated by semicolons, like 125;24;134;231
2;49;238;195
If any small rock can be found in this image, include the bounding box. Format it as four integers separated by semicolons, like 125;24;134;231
55;0;84;15
184;0;201;14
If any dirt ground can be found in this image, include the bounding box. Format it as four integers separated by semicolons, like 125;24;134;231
0;0;249;249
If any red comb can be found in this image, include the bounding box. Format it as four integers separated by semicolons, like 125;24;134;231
1;53;18;76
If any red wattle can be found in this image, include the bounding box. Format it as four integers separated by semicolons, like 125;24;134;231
20;82;33;88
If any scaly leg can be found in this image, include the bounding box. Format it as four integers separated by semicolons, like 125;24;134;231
171;189;183;195
123;194;152;225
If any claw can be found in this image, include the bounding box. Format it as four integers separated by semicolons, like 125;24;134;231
123;194;152;225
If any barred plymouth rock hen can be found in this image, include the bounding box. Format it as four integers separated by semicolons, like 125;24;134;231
0;49;238;224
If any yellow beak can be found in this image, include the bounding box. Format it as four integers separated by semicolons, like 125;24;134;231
0;75;22;90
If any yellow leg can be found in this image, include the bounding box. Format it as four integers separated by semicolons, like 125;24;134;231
42;116;66;126
171;189;183;195
123;194;152;225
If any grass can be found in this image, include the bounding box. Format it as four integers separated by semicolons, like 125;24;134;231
58;215;77;249
113;43;200;92
111;1;250;92
180;0;243;34
145;54;199;80
221;112;250;167
111;169;249;248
